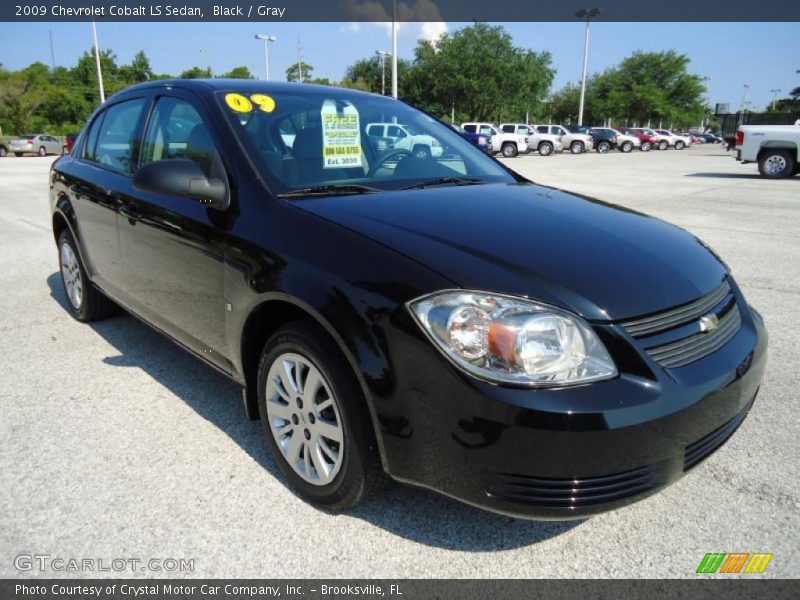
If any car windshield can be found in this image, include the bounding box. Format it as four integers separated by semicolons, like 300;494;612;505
218;88;514;195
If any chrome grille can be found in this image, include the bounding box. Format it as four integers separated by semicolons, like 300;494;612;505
621;280;742;369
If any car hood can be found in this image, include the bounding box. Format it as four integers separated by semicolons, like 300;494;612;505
294;183;727;321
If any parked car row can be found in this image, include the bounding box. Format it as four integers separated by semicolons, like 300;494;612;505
455;123;716;157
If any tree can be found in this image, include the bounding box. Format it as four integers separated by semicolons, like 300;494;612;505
343;56;412;95
401;23;554;122
119;50;153;83
180;66;213;79
0;74;46;133
219;66;254;79
285;61;314;82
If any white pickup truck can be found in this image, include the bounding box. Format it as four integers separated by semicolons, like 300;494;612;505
462;122;529;158
735;123;800;178
502;124;564;156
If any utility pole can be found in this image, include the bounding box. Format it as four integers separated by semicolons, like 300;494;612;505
296;37;303;83
375;50;389;95
48;30;55;71
391;0;398;98
91;21;105;103
699;76;710;130
741;84;750;113
575;8;601;126
770;88;782;110
255;34;276;80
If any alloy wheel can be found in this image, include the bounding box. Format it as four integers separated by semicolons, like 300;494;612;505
60;241;83;309
265;352;344;486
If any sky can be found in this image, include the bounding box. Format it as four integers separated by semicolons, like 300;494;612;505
0;21;798;111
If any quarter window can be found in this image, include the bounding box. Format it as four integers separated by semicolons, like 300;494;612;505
89;98;147;173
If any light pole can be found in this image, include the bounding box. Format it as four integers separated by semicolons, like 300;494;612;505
375;50;389;95
91;20;105;103
741;84;750;113
576;8;601;126
769;88;782;110
254;34;276;80
699;76;710;130
391;0;398;98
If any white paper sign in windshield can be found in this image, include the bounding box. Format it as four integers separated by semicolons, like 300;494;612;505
321;100;363;170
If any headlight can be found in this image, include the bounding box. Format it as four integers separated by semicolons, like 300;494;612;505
408;291;617;387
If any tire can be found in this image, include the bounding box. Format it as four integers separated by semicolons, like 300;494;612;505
38;146;46;157
620;141;633;153
538;141;553;156
412;145;431;160
596;141;611;154
675;141;685;150
257;322;384;511
570;141;584;154
501;142;518;158
758;149;796;179
14;152;22;157
641;141;652;152
0;146;7;158
658;140;669;151
57;229;118;322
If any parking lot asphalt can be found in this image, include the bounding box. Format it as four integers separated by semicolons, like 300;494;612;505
0;148;797;579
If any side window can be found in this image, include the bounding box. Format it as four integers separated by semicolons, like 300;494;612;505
141;96;224;180
462;124;476;133
91;98;147;173
555;128;566;136
479;125;494;136
501;125;514;133
536;126;547;134
387;125;406;138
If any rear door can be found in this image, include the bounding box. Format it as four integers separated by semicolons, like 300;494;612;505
117;89;232;371
65;97;150;297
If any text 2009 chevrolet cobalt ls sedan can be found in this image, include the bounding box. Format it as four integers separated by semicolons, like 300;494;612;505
50;80;766;519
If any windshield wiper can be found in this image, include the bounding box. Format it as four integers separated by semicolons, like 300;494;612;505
401;177;484;190
276;184;382;199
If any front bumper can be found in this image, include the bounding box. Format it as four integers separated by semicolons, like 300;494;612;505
379;294;767;519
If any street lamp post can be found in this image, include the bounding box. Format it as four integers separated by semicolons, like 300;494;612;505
391;0;398;98
91;20;105;103
375;50;389;95
255;34;276;80
576;8;601;126
769;88;782;110
700;76;710;130
741;84;750;113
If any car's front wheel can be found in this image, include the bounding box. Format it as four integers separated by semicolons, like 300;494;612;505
675;141;685;150
620;141;633;153
38;146;47;157
758;149;796;179
58;229;117;322
412;145;431;160
641;141;652;152
538;141;553;156
658;140;669;151
570;141;584;154
596;141;611;153
501;142;518;158
0;146;7;157
257;322;383;510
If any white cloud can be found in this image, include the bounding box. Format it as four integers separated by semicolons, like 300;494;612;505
419;21;447;43
340;22;362;33
340;0;447;43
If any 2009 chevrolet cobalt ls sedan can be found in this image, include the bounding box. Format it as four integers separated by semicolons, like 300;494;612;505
50;80;766;519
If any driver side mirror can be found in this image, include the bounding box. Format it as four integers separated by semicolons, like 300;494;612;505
133;159;229;211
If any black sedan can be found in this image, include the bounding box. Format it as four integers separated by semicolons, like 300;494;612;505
50;80;767;519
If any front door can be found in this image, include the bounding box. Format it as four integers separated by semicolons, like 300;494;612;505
117;90;232;372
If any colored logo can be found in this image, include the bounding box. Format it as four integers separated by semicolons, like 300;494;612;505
696;552;773;574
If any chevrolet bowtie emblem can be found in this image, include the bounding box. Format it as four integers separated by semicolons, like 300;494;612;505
699;314;720;333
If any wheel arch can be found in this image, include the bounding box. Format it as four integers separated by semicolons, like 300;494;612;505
238;293;390;470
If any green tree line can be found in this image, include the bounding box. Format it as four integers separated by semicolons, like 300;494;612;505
1;23;713;136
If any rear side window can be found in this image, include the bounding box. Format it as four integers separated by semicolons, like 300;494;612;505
89;98;147;173
501;125;514;133
462;124;476;133
536;126;547;134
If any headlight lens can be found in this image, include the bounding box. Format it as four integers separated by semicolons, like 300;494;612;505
408;291;617;387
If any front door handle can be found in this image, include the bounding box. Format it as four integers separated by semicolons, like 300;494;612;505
118;204;141;222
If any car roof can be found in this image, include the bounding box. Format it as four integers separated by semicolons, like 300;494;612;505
111;78;385;102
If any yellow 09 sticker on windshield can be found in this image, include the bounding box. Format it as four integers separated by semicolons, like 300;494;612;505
250;94;276;113
224;93;253;113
